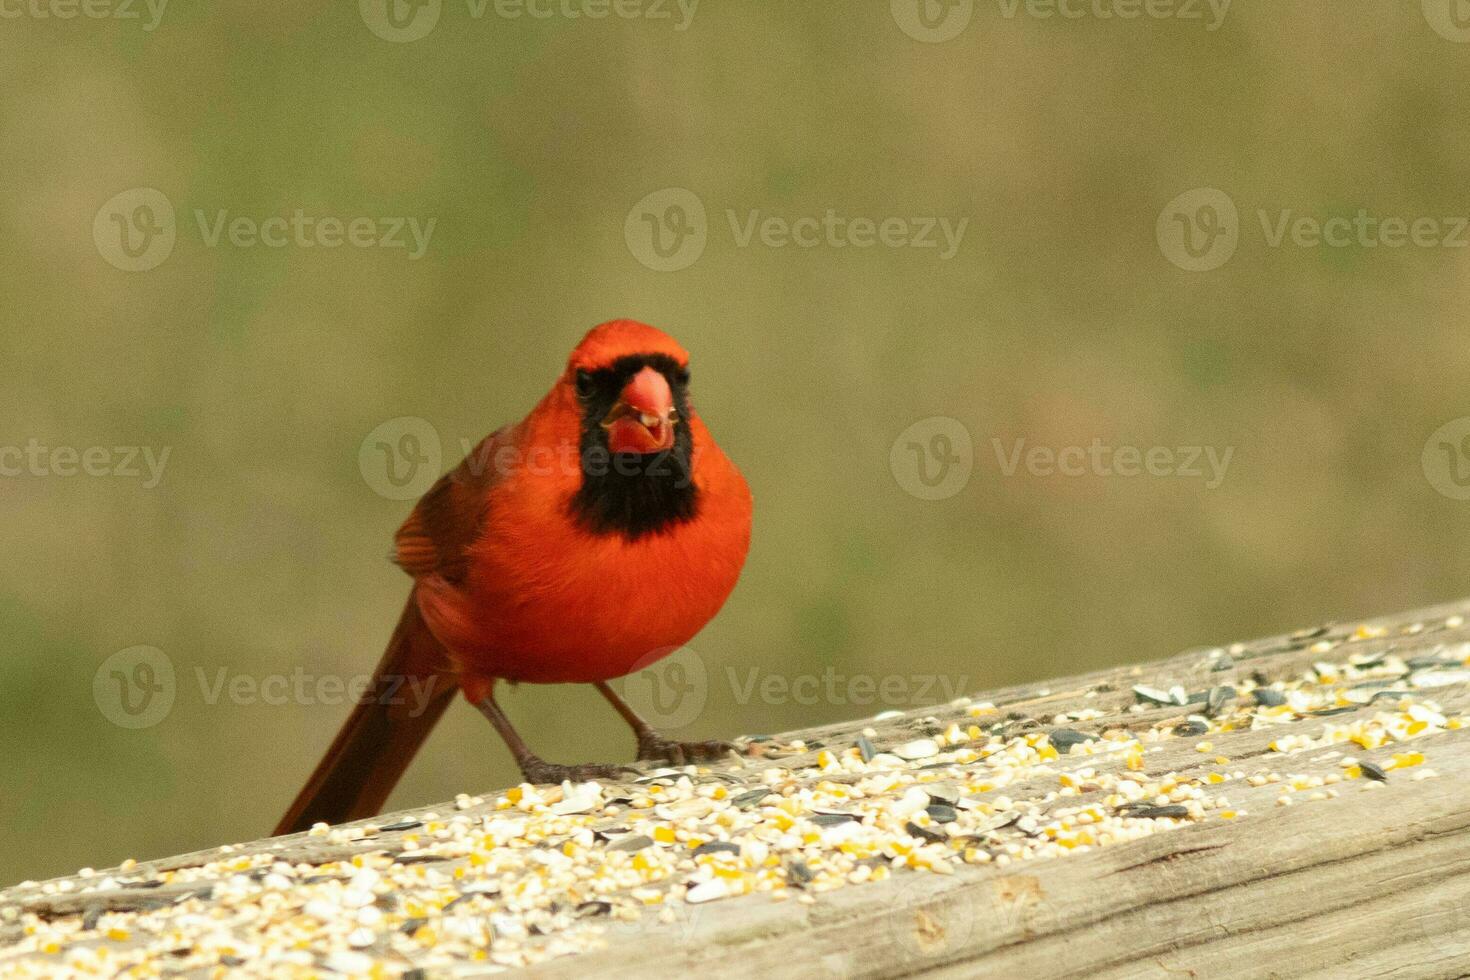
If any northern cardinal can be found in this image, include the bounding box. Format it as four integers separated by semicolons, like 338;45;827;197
274;320;752;835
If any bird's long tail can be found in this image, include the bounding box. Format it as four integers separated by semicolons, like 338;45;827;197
273;595;458;836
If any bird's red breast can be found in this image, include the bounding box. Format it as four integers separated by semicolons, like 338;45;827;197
394;320;753;688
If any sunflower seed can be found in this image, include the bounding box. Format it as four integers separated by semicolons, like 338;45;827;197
1119;804;1189;819
811;813;860;827
906;822;946;843
730;789;770;809
1204;686;1236;718
379;820;422;833
1134;684;1186;707
608;835;653;853
925;804;959;824
1047;729;1095;753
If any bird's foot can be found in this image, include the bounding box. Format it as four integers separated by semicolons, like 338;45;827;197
516;757;636;786
635;732;740;765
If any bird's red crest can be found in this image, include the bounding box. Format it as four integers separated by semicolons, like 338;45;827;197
566;319;690;373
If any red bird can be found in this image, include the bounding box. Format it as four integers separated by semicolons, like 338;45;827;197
275;320;752;835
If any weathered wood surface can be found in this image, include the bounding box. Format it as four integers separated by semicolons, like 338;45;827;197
7;598;1470;978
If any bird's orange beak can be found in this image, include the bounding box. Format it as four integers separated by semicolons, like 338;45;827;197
601;366;678;454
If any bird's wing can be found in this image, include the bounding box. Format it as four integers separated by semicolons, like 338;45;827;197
393;425;516;584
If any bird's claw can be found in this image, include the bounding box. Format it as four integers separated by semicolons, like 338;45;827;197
635;734;739;766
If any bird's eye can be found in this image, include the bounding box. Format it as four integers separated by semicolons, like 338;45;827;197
574;370;595;398
674;367;691;386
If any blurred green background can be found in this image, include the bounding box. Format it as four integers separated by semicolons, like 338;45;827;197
4;0;1470;884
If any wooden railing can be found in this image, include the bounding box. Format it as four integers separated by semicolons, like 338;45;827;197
6;598;1470;977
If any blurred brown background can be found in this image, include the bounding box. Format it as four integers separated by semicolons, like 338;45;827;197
3;1;1470;884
